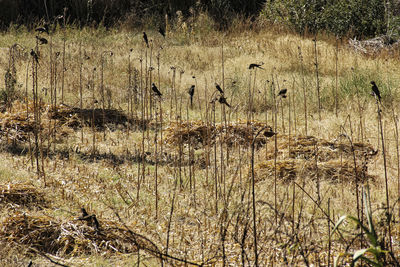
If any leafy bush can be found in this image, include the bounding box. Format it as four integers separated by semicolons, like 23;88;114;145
262;0;388;38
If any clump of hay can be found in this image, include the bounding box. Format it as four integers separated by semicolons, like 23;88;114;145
0;183;47;209
254;134;376;183
0;100;72;142
164;120;275;149
0;211;155;257
262;135;377;162
254;158;373;184
0;101;153;144
255;159;297;183
49;105;152;130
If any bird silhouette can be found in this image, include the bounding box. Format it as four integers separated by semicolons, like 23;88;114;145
158;26;166;38
249;63;264;70
278;88;287;98
78;208;100;231
143;32;149;48
188;85;195;107
81;208;89;217
30;49;39;64
35;36;48;45
263;130;276;137
35;23;49;34
152;83;162;97
218;96;231;107
370;81;381;102
215;83;224;94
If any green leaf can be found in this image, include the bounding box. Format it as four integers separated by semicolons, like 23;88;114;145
363;189;378;246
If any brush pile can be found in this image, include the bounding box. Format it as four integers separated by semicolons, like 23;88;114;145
0;100;72;142
0;211;157;256
0;183;47;209
165;120;275;148
49;105;152;130
349;35;399;54
0;100;152;143
255;134;377;183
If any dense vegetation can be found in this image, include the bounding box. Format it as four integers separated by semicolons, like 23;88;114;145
2;0;400;38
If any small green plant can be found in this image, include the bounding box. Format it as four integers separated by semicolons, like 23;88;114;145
332;187;388;267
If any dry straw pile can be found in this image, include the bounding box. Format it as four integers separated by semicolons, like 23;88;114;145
165;120;275;148
0;212;141;256
255;134;377;183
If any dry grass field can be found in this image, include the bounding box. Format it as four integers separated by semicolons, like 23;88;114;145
1;19;400;266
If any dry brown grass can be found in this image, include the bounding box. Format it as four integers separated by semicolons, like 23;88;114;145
0;20;400;266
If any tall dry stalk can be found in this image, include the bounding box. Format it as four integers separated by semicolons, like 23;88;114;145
298;46;307;135
313;37;321;121
91;67;97;156
334;38;339;117
31;43;40;180
100;51;113;140
392;110;400;218
376;99;393;252
251;127;267;267
61;9;66;104
271;75;278;224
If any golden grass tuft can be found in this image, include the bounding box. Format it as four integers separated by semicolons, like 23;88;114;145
0;183;47;208
0;211;146;257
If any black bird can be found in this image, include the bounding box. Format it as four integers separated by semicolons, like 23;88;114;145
78;208;100;231
278;88;287;98
143;32;149;48
159;26;166;38
92;215;100;230
264;130;276;137
218;96;231;107
30;49;39;64
151;83;162;97
249;63;264;70
215;83;224;94
371;81;381;102
188;85;195;107
81;208;89;218
36;35;48;45
35;23;49;34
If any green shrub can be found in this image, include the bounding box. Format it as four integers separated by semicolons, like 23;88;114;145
262;0;387;38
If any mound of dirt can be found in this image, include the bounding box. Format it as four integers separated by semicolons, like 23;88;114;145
0;183;48;209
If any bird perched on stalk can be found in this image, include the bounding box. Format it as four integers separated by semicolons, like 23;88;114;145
249;63;264;70
215;83;224;94
159;26;166;38
35;23;49;34
370;81;381;102
151;83;162;97
263;130;276;137
30;49;39;64
278;88;287;98
218;96;231;107
143;32;149;48
188;85;195;107
36;36;48;45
